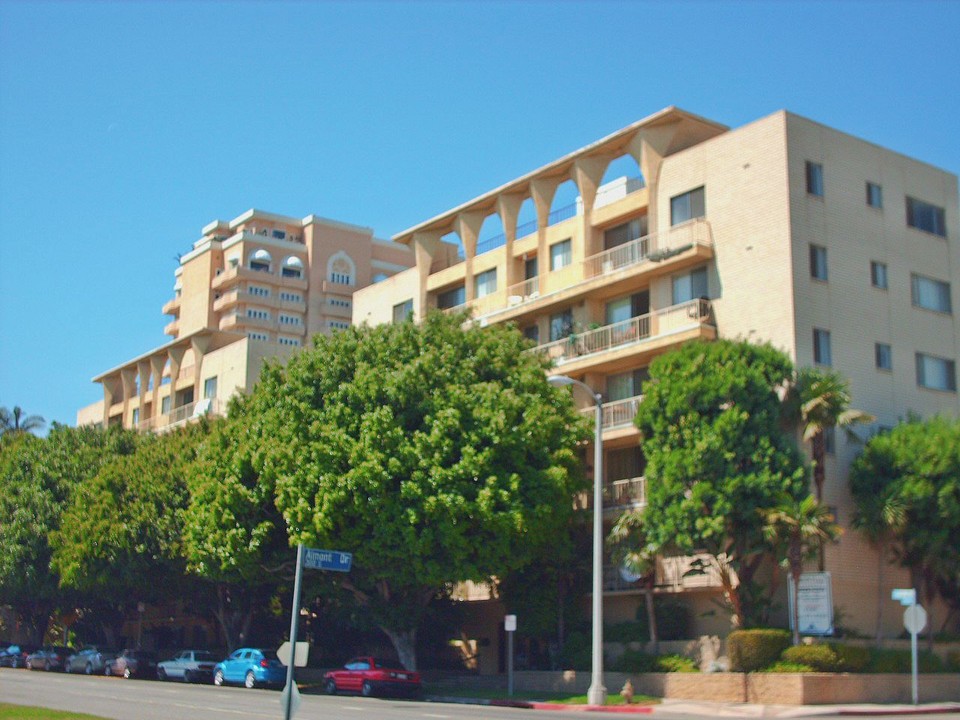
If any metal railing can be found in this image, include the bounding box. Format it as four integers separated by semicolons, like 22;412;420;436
136;397;222;432
476;232;506;255
531;298;712;365
584;476;645;512
580;394;643;430
603;551;723;592
515;218;538;239
547;202;578;226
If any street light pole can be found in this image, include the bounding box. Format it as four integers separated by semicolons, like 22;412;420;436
548;374;606;706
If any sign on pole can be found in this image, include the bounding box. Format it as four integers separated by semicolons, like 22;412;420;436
504;615;517;697
302;548;352;572
892;588;923;705
787;572;834;635
277;641;310;668
280;680;301;718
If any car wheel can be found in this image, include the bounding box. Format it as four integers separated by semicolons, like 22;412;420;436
25;660;32;670
214;669;225;686
85;663;93;675
123;667;132;679
183;669;192;683
361;680;374;697
65;662;73;673
157;667;167;681
244;671;256;689
104;664;112;676
324;679;337;695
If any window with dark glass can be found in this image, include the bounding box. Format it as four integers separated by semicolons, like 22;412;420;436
813;328;832;366
392;299;413;323
911;274;952;314
672;266;708;304
875;343;892;371
670;186;705;226
906;197;946;237
866;182;883;209
522;325;540;343
549;239;572;271
916;352;956;392
549;309;574;342
436;285;465;310
806;161;824;197
524;256;538;279
810;244;828;281
870;261;888;289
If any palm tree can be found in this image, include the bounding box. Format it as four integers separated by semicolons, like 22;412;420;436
763;493;841;646
0;405;45;437
782;368;872;570
608;509;660;653
853;493;905;646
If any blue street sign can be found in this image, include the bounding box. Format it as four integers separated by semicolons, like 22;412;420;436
891;588;916;606
302;547;352;572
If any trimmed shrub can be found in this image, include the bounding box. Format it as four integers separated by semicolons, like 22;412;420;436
828;643;870;672
558;631;592;670
947;651;960;672
762;661;814;673
864;647;945;674
656;654;699;673
604;621;648;643
727;629;791;672
610;650;699;673
782;644;842;672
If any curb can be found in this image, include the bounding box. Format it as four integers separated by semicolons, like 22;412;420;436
427;696;654;713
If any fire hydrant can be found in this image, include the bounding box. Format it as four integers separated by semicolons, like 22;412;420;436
620;679;635;704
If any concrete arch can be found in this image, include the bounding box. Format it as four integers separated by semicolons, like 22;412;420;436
548;178;581;226
476;212;506;255
327;250;356;284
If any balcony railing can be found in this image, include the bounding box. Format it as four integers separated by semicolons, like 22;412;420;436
456;218;711;320
547;202;578;226
136;397;222;432
532;298;712;366
516;218;538;239
476;232;506;255
603;551;723;593
580;394;643;431
585;476;646;511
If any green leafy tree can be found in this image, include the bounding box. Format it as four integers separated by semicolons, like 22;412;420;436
0;425;138;642
256;311;589;669
762;494;841;645
634;339;807;628
51;423;209;646
850;416;960;647
608;509;660;653
0;405;45;437
852;490;905;645
182;396;291;651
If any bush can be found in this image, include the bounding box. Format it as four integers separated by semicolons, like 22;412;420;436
947;651;960;672
604;621;648;643
864;647;944;674
828;643;870;672
656;654;699;673
762;661;814;673
610;650;699;673
558;631;592;671
781;644;842;672
727;629;791;672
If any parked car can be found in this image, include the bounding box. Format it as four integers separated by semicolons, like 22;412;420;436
213;648;285;689
0;644;38;669
105;649;157;679
157;649;217;683
323;656;421;698
25;646;73;671
65;646;117;675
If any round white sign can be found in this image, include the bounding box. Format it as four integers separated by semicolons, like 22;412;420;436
903;604;928;634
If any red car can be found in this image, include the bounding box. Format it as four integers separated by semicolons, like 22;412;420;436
323;656;421;698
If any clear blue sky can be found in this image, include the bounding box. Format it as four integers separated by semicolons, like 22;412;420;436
1;0;958;429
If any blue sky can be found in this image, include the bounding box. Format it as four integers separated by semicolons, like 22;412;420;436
1;0;958;429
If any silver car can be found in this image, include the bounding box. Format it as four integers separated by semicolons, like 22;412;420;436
65;646;117;675
157;649;217;683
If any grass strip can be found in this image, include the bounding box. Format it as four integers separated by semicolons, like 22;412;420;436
0;704;110;720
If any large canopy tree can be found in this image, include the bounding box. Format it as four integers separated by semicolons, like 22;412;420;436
255;311;589;669
634;339;807;628
850;416;960;645
0;425;139;642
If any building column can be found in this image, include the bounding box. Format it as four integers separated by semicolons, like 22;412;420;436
497;193;524;290
627;123;680;237
455;211;485;302
573;156;611;259
530;176;561;293
412;231;443;319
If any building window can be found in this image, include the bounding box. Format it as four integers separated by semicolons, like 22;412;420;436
279;314;302;326
474;268;497;298
278;337;301;347
911;274;952;314
871;261;888;289
607;368;649;402
813;328;832;366
249;249;272;273
670;186;705;226
247;331;269;341
906;197;946;237
132;408;139;426
525;256;538;279
392;299;414;324
329;321;351;331
328;252;356;285
916;352;956;392
875;343;892;371
672;266;708;305
282;266;302;279
203;376;218;399
328;297;351;308
549;239;572;271
437;284;465;310
806;161;824;197
248;285;270;297
161;396;171;414
549;309;574;342
280;291;303;303
522;325;540;343
246;308;270;320
603;218;644;249
272;229;287;240
866;182;883;209
810;244;828;281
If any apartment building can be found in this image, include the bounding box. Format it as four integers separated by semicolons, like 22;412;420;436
353;107;960;640
77;209;414;431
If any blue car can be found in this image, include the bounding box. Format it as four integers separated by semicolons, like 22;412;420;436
213;648;286;689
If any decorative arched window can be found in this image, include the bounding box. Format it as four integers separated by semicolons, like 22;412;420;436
327;251;355;285
282;255;304;279
249;249;273;273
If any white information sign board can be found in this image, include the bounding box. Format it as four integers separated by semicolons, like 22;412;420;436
788;571;834;635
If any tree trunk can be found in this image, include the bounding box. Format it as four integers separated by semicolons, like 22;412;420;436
212;583;254;651
812;431;827;571
789;537;802;646
923;569;936;653
644;584;659;655
382;627;418;671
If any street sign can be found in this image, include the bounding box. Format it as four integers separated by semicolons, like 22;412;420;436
788;572;834;635
504;615;517;632
904;604;928;634
302;547;353;572
277;641;310;667
892;588;917;605
280;680;301;719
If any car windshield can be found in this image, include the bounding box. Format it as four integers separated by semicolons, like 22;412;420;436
372;658;399;669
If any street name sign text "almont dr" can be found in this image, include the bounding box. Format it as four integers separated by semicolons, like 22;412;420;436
302;548;353;572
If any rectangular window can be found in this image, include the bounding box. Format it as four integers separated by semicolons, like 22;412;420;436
866;182;883;209
522;325;540;343
549;309;574;342
911;274;952;313
279;314;302;325
672;266;709;305
474;268;497;298
280;291;303;303
436;284;465;310
246;309;270;320
271;229;287;240
161;396;171;414
203;376;218;399
870;261;888;289
524;256;538;279
278;337;301;347
329;321;351;331
875;343;892;371
247;331;268;341
281;267;302;279
810;244;828;281
670;186;705;226
131;408;139;426
806;161;824;197
906;197;946;237
248;285;270;297
549;239;572;271
603;219;644;249
916;352;956;392
606;368;649;402
813;328;832;366
392;299;413;324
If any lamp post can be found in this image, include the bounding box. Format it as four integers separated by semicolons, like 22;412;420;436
548;374;606;706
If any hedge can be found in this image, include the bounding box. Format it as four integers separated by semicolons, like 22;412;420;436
727;629;791;672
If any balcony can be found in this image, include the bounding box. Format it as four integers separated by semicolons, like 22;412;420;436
457;219;712;322
211;265;308;292
162;297;181;316
220;312;275;332
579;395;643;437
532;298;713;369
585;476;646;513
603;551;725;594
136;397;222;433
164;319;179;337
213;289;281;312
